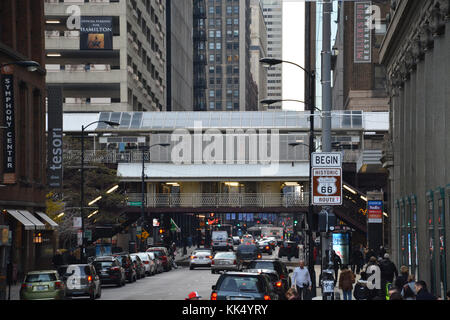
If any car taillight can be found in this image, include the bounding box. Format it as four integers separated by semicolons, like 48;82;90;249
233;259;237;265
211;260;215;265
111;267;120;271
21;283;31;289
55;281;62;289
264;295;271;300
87;276;92;282
275;281;282;288
279;274;285;280
161;256;167;262
144;261;149;264
191;256;197;260
265;246;270;250
257;254;262;259
211;292;218;300
208;256;213;259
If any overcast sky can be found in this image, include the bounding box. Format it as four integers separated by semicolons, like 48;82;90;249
282;0;306;111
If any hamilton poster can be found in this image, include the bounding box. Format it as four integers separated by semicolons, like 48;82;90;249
80;16;113;50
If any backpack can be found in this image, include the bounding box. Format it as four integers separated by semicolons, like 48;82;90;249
354;283;370;300
402;283;415;299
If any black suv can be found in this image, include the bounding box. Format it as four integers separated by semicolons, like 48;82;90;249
278;241;299;260
93;256;126;287
211;272;278;300
236;244;262;265
247;259;291;297
113;253;137;283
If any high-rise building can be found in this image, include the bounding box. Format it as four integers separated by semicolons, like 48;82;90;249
193;0;208;111
44;0;167;112
331;1;390;112
249;0;267;111
165;0;193;111
0;0;51;298
261;0;282;110
201;0;258;111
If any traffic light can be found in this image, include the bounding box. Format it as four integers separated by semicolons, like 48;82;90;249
318;210;336;232
159;228;165;234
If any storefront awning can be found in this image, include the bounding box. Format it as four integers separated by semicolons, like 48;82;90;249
17;211;46;230
7;210;35;231
36;212;59;229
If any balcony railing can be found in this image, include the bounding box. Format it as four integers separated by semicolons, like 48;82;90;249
126;193;309;208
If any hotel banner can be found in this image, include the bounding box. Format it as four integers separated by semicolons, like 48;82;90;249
80;16;113;50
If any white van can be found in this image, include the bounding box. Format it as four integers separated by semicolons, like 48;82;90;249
211;231;230;252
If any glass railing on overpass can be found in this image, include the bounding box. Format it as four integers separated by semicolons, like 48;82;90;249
125;193;309;208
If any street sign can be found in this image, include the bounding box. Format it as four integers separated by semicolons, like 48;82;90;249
128;201;142;207
73;217;82;228
312;168;342;205
84;230;92;241
367;200;383;223
312;152;342;168
311;152;342;206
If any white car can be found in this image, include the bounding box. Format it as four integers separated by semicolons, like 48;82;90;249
132;253;154;276
190;250;213;270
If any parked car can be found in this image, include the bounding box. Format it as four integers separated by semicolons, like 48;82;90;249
232;236;241;245
245;268;287;300
278;241;299;259
93;256;126;287
147;251;164;274
211;251;242;274
63;264;101;300
129;254;146;279
236;244;262;265
256;239;273;255
246;259;291;295
133;252;156;276
190;250;213;270
146;247;173;272
20;270;65;300
113;253;137;283
210;272;278;300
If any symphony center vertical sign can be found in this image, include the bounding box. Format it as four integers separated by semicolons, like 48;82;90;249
1;65;16;183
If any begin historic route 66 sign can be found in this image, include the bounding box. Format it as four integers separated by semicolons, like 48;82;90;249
311;153;343;206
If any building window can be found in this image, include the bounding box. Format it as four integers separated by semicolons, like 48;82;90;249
427;192;437;295
436;188;447;298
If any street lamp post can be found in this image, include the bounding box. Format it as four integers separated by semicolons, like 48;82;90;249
80;120;119;263
260;57;317;298
139;143;170;251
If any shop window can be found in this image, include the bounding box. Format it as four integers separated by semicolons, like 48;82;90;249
427;191;436;295
436;188;447;299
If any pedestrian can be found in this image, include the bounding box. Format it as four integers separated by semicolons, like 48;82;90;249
394;265;409;291
365;256;382;300
52;250;63;269
353;272;370;300
401;275;416;300
291;260;312;300
331;250;342;283
338;265;355;300
446;290;450;301
351;247;364;274
415;280;437;300
185;291;202;300
377;246;386;259
379;253;398;288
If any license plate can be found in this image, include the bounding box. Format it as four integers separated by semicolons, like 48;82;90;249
33;285;48;292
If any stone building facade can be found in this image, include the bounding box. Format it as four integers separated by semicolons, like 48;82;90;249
380;0;450;298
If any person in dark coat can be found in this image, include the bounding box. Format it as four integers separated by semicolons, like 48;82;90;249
351;247;364;274
379;254;398;284
394;265;409;291
415;281;437;300
331;250;342;283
